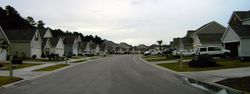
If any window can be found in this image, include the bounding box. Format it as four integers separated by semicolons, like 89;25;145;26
200;48;206;52
35;32;39;41
208;47;215;51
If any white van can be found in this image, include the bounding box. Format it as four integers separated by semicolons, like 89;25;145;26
194;46;230;57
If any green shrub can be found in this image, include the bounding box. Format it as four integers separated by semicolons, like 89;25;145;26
188;55;217;67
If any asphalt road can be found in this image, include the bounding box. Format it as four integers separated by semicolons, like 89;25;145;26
0;55;207;94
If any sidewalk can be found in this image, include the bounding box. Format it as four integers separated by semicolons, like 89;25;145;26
182;67;250;83
0;56;101;80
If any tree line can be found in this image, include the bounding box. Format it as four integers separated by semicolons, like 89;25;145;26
0;5;104;44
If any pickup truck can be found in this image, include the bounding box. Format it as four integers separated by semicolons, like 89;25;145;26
144;49;162;56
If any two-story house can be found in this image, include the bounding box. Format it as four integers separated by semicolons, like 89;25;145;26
3;29;42;58
221;11;250;59
192;21;226;47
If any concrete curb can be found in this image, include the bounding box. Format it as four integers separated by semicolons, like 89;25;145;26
0;57;103;89
138;56;244;94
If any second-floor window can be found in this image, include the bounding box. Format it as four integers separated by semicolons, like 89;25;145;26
35;32;38;41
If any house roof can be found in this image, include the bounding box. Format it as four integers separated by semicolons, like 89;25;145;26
4;29;36;43
197;34;223;44
181;38;193;46
38;28;47;38
63;36;76;46
196;21;226;34
184;30;195;38
231;25;250;39
234;11;250;21
50;37;60;47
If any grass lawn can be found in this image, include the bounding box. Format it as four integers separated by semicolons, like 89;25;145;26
142;56;169;62
0;63;41;70
71;56;84;59
157;59;250;72
142;55;192;62
0;76;23;86
216;76;250;93
25;58;65;62
71;60;86;63
33;64;69;71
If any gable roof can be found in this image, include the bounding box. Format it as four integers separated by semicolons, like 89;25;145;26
184;30;195;38
197;34;224;44
4;29;37;43
234;11;250;21
230;25;250;39
63;35;76;46
196;21;226;34
181;38;193;46
50;37;60;47
0;26;10;44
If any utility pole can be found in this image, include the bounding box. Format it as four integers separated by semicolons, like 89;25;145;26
9;56;13;77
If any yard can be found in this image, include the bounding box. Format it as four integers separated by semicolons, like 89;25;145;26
0;63;41;70
157;59;250;72
216;76;250;94
0;76;23;86
142;55;192;62
25;58;66;62
33;64;69;71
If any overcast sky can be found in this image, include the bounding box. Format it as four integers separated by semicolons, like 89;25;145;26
1;0;250;46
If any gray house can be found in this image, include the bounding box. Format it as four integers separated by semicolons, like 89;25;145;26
192;21;226;47
2;29;42;58
63;36;78;56
221;11;250;58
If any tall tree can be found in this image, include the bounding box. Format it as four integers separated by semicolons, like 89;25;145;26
26;16;36;26
37;20;45;29
157;40;163;50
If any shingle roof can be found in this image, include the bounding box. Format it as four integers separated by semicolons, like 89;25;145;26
181;38;193;46
50;37;60;47
231;25;250;39
196;21;226;34
63;36;76;47
234;11;250;21
4;29;36;43
38;28;47;38
184;30;195;38
197;34;223;44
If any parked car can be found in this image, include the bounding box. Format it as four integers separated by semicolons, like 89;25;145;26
172;50;195;56
194;46;230;58
144;49;162;56
163;48;176;54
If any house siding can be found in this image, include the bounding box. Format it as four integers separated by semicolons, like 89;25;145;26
30;31;42;58
222;27;240;43
242;20;250;25
240;39;250;57
9;43;31;57
56;38;64;56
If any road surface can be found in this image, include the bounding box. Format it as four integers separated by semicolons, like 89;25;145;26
0;55;207;94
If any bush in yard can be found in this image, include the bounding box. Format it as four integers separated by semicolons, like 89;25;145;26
188;54;217;67
0;64;4;68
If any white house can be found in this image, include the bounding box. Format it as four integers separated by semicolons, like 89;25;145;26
221;11;250;59
39;28;53;57
3;29;42;58
50;37;64;56
0;26;10;60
